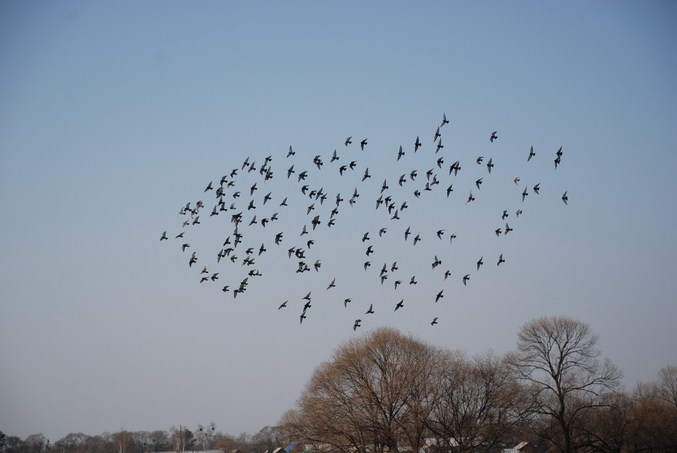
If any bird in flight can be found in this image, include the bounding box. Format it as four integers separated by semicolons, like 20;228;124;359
490;131;498;142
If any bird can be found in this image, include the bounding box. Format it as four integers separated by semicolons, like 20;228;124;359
344;298;352;307
528;146;536;161
353;319;361;331
533;183;540;194
415;136;422;152
497;254;505;266
435;290;444;303
278;300;288;310
467;191;475;204
395;299;404;311
360;138;368;150
522;187;529;202
345;136;352;146
486;158;494;173
327;278;336;290
431;317;439;326
562;191;568;204
475;178;483;189
365;304;374;314
397;146;405;161
463;274;470;285
441;113;449;127
476;257;484;270
160;231;168;241
490;131;498;142
287;145;295;157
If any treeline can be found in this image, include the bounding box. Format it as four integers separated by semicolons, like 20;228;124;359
2;316;676;453
278;317;677;453
0;424;282;453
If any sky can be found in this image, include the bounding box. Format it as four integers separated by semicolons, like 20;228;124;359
1;0;677;443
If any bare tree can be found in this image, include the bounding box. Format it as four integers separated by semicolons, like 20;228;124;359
427;351;529;453
279;328;438;453
509;316;621;453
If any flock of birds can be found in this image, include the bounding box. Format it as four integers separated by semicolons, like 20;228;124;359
161;114;569;330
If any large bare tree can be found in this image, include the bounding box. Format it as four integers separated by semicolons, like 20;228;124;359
280;328;438;453
509;316;621;453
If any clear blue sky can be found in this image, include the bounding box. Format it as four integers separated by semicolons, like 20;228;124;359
1;0;676;442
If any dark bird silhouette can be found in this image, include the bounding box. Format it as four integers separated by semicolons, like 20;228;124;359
365;304;374;314
441;113;449;127
160;231;168;241
435;290;444;303
360;138;368;150
344;298;352;307
463;274;470;285
287;145;295;157
533;183;540;194
486;158;494;173
467;191;475;204
397;146;405;161
345;136;352;146
395;299;404;311
476;156;484;164
415;136;422;152
353;319;361;330
431;317;439;326
278;300;287;310
475;178;483;189
327;278;336;290
362;168;371;182
528;146;536;161
477;257;484;270
522;187;529;202
497;254;505;266
562;191;568;205
490;131;498;142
